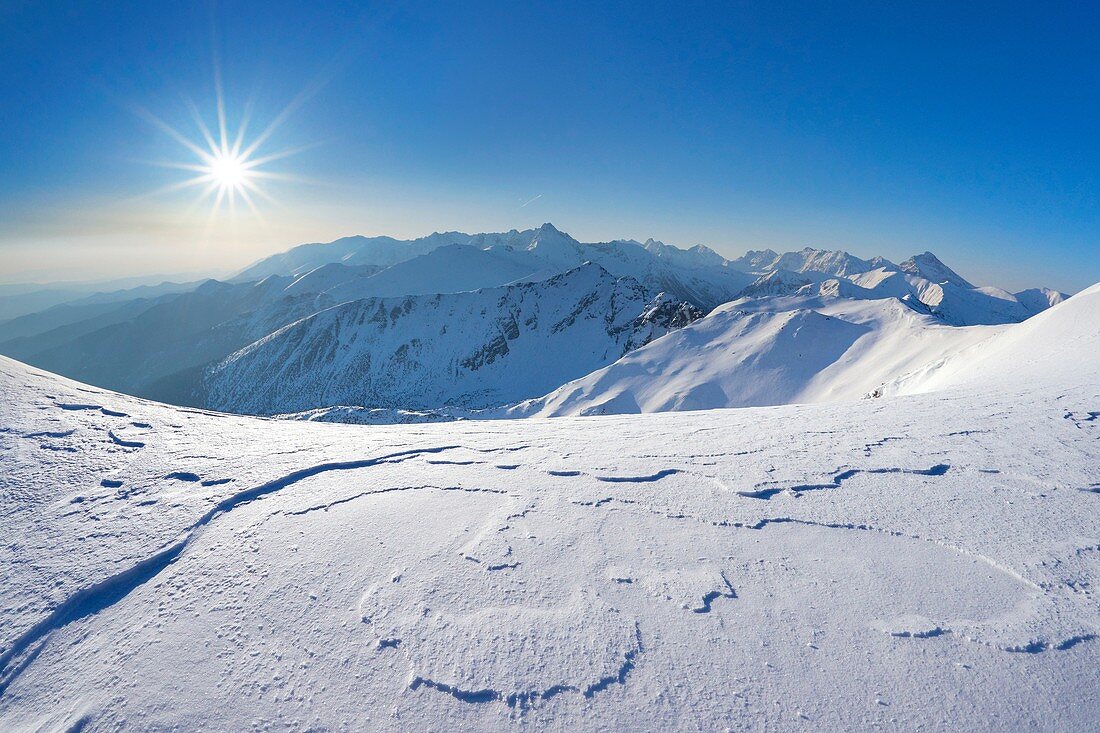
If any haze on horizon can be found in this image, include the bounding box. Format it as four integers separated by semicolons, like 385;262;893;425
0;2;1097;293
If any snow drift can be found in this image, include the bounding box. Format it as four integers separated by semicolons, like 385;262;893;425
0;280;1097;729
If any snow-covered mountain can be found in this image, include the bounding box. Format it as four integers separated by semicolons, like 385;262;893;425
240;223;756;312
240;225;1066;333
0;228;724;410
1012;286;1067;314
506;295;998;417
898;251;974;288
883;282;1100;396
0;224;1072;420
508;280;1093;419
203;264;698;414
729;246;879;276
1;280;1097;730
0;276;327;405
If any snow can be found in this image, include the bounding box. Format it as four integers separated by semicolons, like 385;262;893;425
202;264;688;414
508;296;1000;417
233;224;755;312
899;251;974;288
1;226;1071;420
1;282;1098;730
1015;286;1069;315
736;268;827;298
282;262;382;296
727;246;882;277
322;244;542;302
884;281;1100;395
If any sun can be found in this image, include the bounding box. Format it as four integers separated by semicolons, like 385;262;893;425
138;78;312;218
206;150;249;192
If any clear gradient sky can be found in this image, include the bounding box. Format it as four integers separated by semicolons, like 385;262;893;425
0;1;1097;292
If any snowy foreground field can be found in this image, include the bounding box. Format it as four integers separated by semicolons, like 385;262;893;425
1;287;1098;731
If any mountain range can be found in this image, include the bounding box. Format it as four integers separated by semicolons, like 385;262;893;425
0;224;1071;419
203;264;697;414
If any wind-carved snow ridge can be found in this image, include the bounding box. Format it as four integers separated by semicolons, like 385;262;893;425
1064;410;1100;430
0;536;190;695
737;463;951;500
596;468;682;483
403;615;643;710
55;402;129;418
106;430;145;448
0;444;463;696
694;572;737;613
285;483;514;517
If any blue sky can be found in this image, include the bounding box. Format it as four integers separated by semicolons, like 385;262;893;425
0;1;1097;291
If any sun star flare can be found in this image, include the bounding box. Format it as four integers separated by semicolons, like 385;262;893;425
140;78;310;219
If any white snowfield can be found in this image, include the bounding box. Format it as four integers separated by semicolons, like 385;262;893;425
1;285;1098;731
508;296;1003;417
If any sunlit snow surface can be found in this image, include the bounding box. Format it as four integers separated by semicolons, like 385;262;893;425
1;289;1098;730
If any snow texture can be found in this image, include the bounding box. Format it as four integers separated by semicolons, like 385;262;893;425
0;283;1098;731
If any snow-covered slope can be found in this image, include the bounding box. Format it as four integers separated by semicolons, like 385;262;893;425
904;277;1032;326
508;296;998;417
282;262;383;296
203;264;694;414
2;289;1097;730
725;248;1063;327
234;234;416;280
519;280;1099;420
322;244;543;302
736;268;828;298
884;282;1100;395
